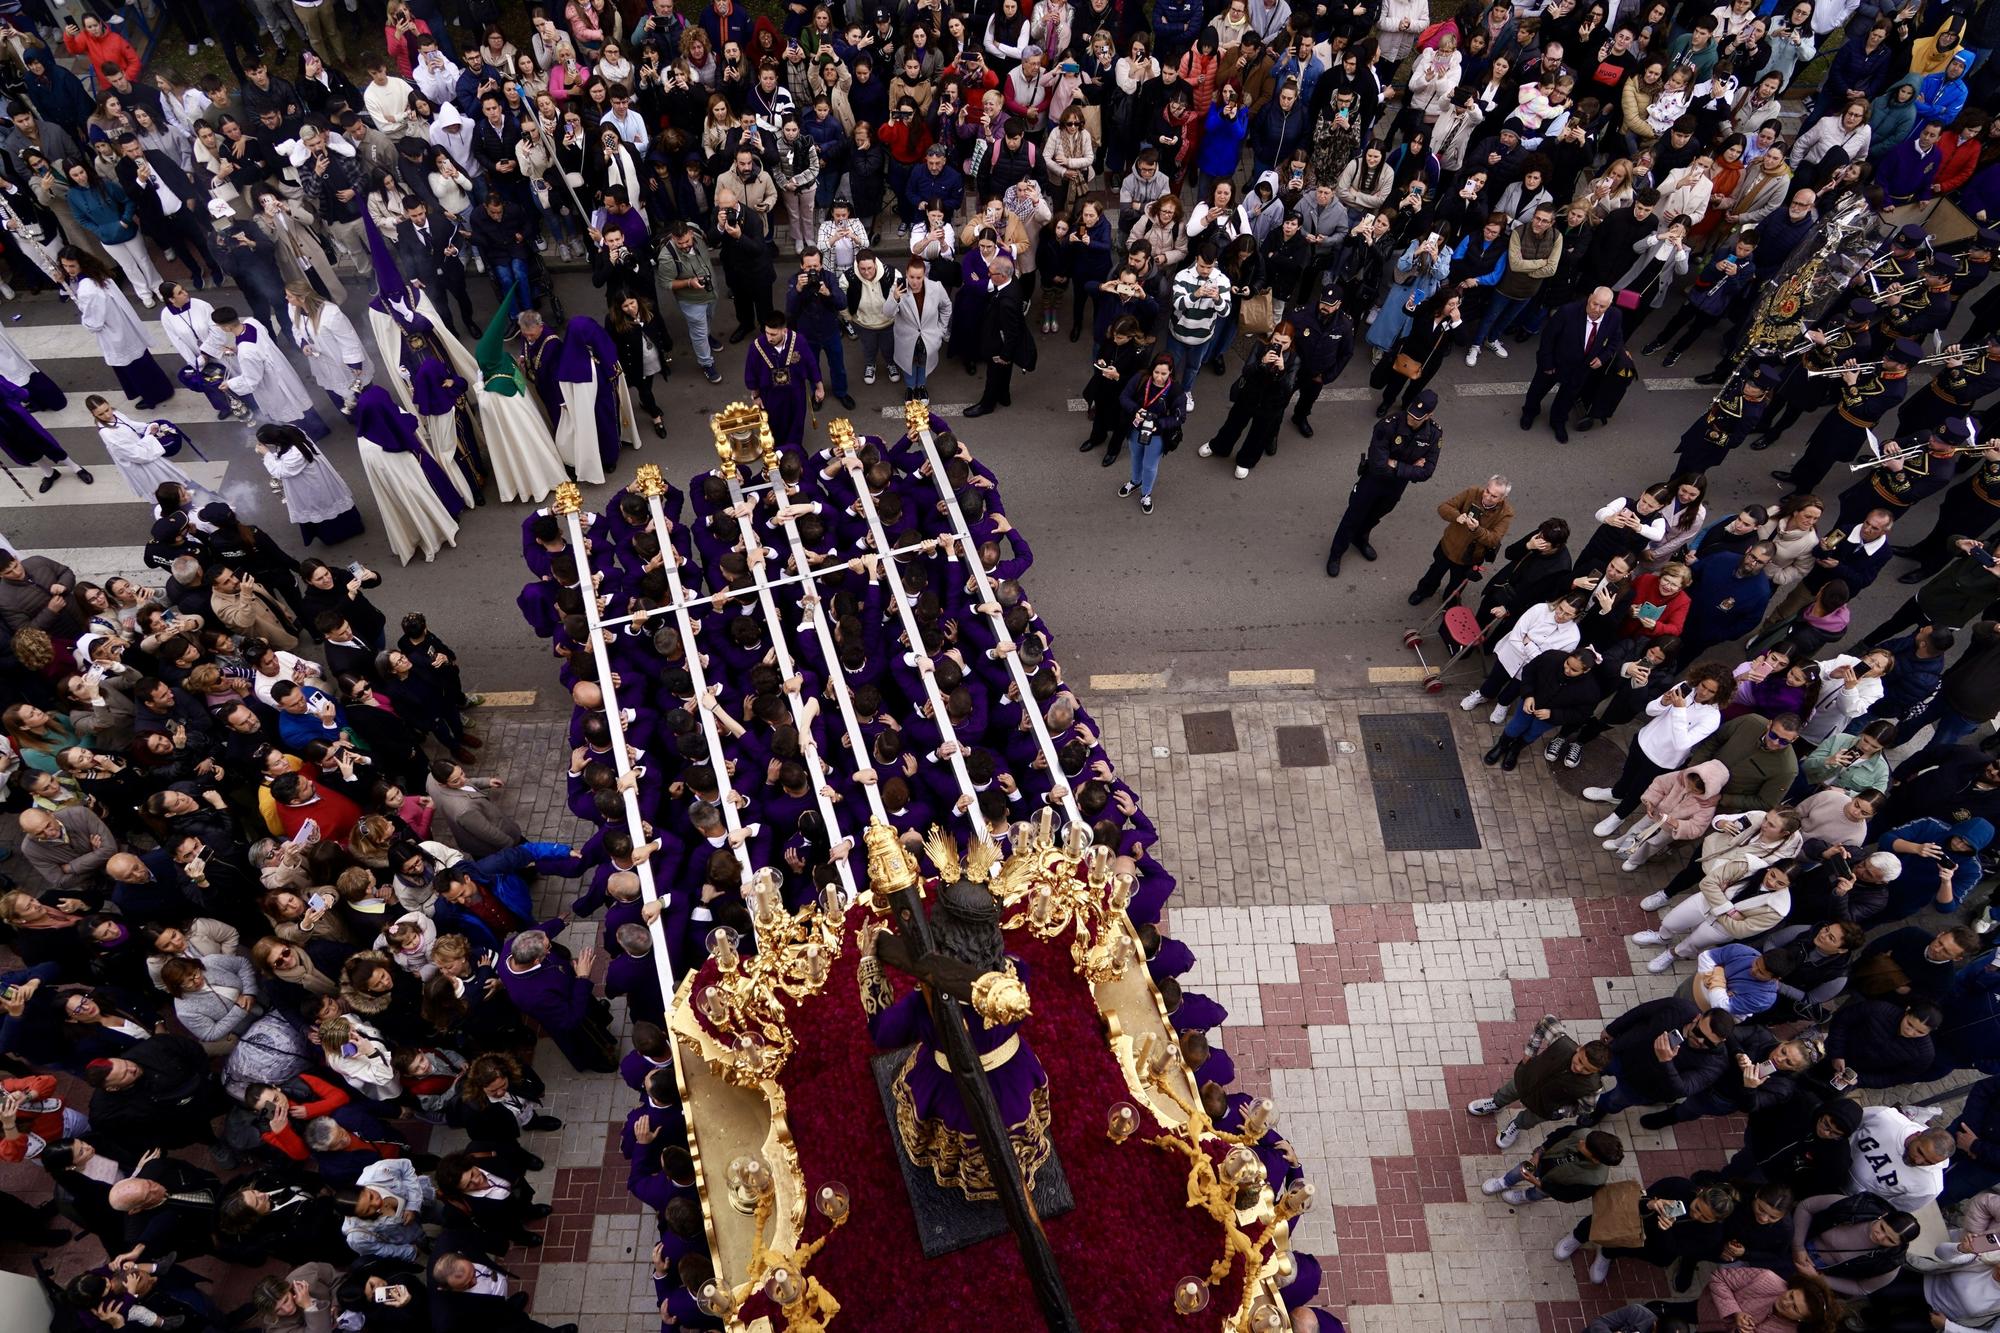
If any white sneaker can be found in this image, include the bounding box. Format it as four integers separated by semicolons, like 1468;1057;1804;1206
1465;345;1481;367
1197;442;1214;457
1638;891;1670;912
1501;1187;1533;1205
1630;930;1668;946
1459;690;1486;711
1490;340;1509;359
1482;1176;1509;1195
534;236;548;251
1488;703;1509;724
1620;853;1650;873
1553;1235;1583;1262
1591;814;1622;837
1581;786;1616;803
888;367;902;382
1601;836;1625;851
187;40;198;54
1495;1118;1520;1150
1184;391;1195;413
1233;466;1249;479
1900;1104;1944;1123
863;365;876;385
1466;1097;1498;1116
1587;1254;1612;1284
138;292;156;309
1646;950;1677;974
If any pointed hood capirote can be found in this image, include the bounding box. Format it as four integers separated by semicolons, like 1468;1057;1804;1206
477;283;528;396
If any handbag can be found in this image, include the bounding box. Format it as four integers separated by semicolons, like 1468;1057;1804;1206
1612;287;1642;311
1392;351;1424;379
1239;289;1276;337
1588;1179;1646;1249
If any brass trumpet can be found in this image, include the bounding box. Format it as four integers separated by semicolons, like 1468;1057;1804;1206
1805;346;1970;377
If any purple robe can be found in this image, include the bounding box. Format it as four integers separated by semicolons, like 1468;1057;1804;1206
869;955;1048;1196
1173;990;1229;1032
351;385;467;518
0;380;68;464
5;369;66;413
743;330;820;449
522;329;565;430
1148;937;1195;979
556;316;626;473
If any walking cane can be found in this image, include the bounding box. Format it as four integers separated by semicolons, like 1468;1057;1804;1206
0;464;34;502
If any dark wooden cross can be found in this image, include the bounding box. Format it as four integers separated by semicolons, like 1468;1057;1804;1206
875;891;1081;1333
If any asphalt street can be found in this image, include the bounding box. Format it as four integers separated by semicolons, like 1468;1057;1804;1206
0;262;1932;695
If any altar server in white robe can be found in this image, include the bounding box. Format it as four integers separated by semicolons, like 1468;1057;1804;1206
157;279;241;420
351;384;465;564
254;423;365;546
287;282;374;414
58;246;175;409
86;395;216;502
213;306;334;440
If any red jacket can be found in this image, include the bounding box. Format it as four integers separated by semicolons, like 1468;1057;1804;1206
275;778;361;845
260;1074;351;1161
1625;572;1690;638
0;1075;61;1162
879;116;934;166
63;26;141;80
1937;129;1983;197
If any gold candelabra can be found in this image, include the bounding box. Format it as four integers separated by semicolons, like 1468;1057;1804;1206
690;868;848;1088
987;811;1139;983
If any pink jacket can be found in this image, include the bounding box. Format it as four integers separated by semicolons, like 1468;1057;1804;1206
1639;760;1729;839
1700;1265;1799;1333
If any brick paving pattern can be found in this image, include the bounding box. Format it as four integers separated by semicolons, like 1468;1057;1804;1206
0;688;1963;1333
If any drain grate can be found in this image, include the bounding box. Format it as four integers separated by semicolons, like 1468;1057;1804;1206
1181;710;1240;755
1357;713;1482;851
1275;725;1331;768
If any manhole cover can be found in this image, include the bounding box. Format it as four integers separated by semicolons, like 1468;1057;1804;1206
1275;725;1331;768
1356;713;1482;851
1180;710;1239;755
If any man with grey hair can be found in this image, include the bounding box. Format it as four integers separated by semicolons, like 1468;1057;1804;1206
430;1250;579;1332
966;254;1034;419
1521;285;1624;443
18;804;117;896
1408;474;1515;605
499;930;614;1072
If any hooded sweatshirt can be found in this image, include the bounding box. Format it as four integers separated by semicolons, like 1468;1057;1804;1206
1917;50;1976;127
1640;759;1730;839
1868;77;1922;161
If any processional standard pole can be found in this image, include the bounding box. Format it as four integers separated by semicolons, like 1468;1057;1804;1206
552;479;680;1003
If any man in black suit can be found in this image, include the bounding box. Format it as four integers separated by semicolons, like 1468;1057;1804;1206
1520;286;1623;444
966;255;1034;418
396;199;478;334
85;1034;224;1156
114;135;225;289
429;1252;578;1333
108;1153;223;1263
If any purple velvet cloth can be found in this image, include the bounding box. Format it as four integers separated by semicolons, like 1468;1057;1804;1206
351;385;466;517
868;956;1045;1142
0;379;68;464
556;316;623;473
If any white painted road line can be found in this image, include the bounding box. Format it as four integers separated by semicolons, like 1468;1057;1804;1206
1229;668;1317;686
27;544;152;583
1454;381;1529;396
0;462;232;509
1644;377;1705;392
8;322;177;360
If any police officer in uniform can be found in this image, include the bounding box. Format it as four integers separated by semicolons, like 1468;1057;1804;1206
1675;364;1778;473
1898;331;2000;438
1324;388;1442;578
1287;282;1356;440
1898;419;2000;579
1748;300;1880;448
1775;337;1917;492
